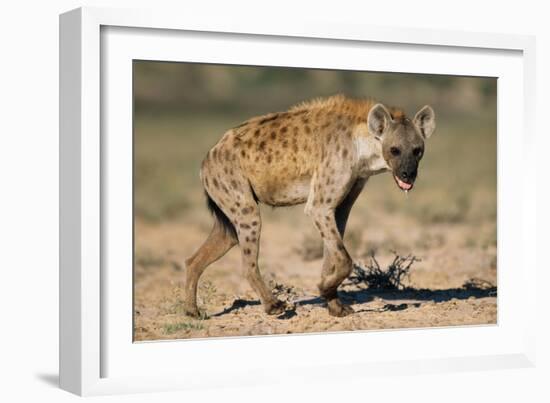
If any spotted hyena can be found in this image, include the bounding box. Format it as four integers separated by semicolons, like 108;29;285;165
183;95;436;317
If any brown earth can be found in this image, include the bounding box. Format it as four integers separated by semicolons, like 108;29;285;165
133;206;497;341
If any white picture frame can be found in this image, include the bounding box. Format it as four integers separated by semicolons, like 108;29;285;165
59;6;537;396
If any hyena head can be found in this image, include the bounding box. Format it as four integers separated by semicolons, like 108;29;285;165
367;103;436;191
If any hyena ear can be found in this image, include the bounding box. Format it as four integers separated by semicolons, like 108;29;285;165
367;103;392;139
413;105;436;139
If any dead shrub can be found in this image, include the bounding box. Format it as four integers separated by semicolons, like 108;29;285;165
349;252;420;290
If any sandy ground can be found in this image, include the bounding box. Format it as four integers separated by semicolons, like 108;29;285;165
134;208;497;341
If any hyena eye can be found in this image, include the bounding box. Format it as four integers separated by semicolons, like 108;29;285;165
413;147;423;157
390;147;401;156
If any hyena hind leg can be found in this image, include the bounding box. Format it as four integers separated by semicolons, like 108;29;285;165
183;221;237;318
234;206;286;315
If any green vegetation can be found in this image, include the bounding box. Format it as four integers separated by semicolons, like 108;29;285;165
162;321;204;335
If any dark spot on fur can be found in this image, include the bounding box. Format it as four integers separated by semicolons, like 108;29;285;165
254;129;261;137
305;125;311;134
342;149;349;158
270;131;276;140
259;141;266;151
251;221;258;226
244;248;251;255
281;126;288;133
240;223;251;229
213;178;219;188
242;207;251;215
241;149;246;158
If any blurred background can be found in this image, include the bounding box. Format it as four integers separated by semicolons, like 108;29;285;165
133;61;497;340
134;61;496;224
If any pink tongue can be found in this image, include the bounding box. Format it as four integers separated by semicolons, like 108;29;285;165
395;176;412;190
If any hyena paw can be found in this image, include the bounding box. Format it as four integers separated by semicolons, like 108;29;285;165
265;299;287;316
327;299;354;317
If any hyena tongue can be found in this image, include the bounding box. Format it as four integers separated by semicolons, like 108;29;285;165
395;176;413;191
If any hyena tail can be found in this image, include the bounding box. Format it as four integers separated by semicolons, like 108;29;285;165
204;190;237;239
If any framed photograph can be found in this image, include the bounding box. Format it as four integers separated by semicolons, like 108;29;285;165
60;6;537;396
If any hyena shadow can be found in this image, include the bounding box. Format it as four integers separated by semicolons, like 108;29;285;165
298;284;496;313
213;282;496;317
211;298;298;319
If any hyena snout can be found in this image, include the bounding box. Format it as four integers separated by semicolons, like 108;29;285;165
398;165;417;183
393;159;418;191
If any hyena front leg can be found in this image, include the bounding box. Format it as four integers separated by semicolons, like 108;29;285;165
319;178;366;316
310;206;355;317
